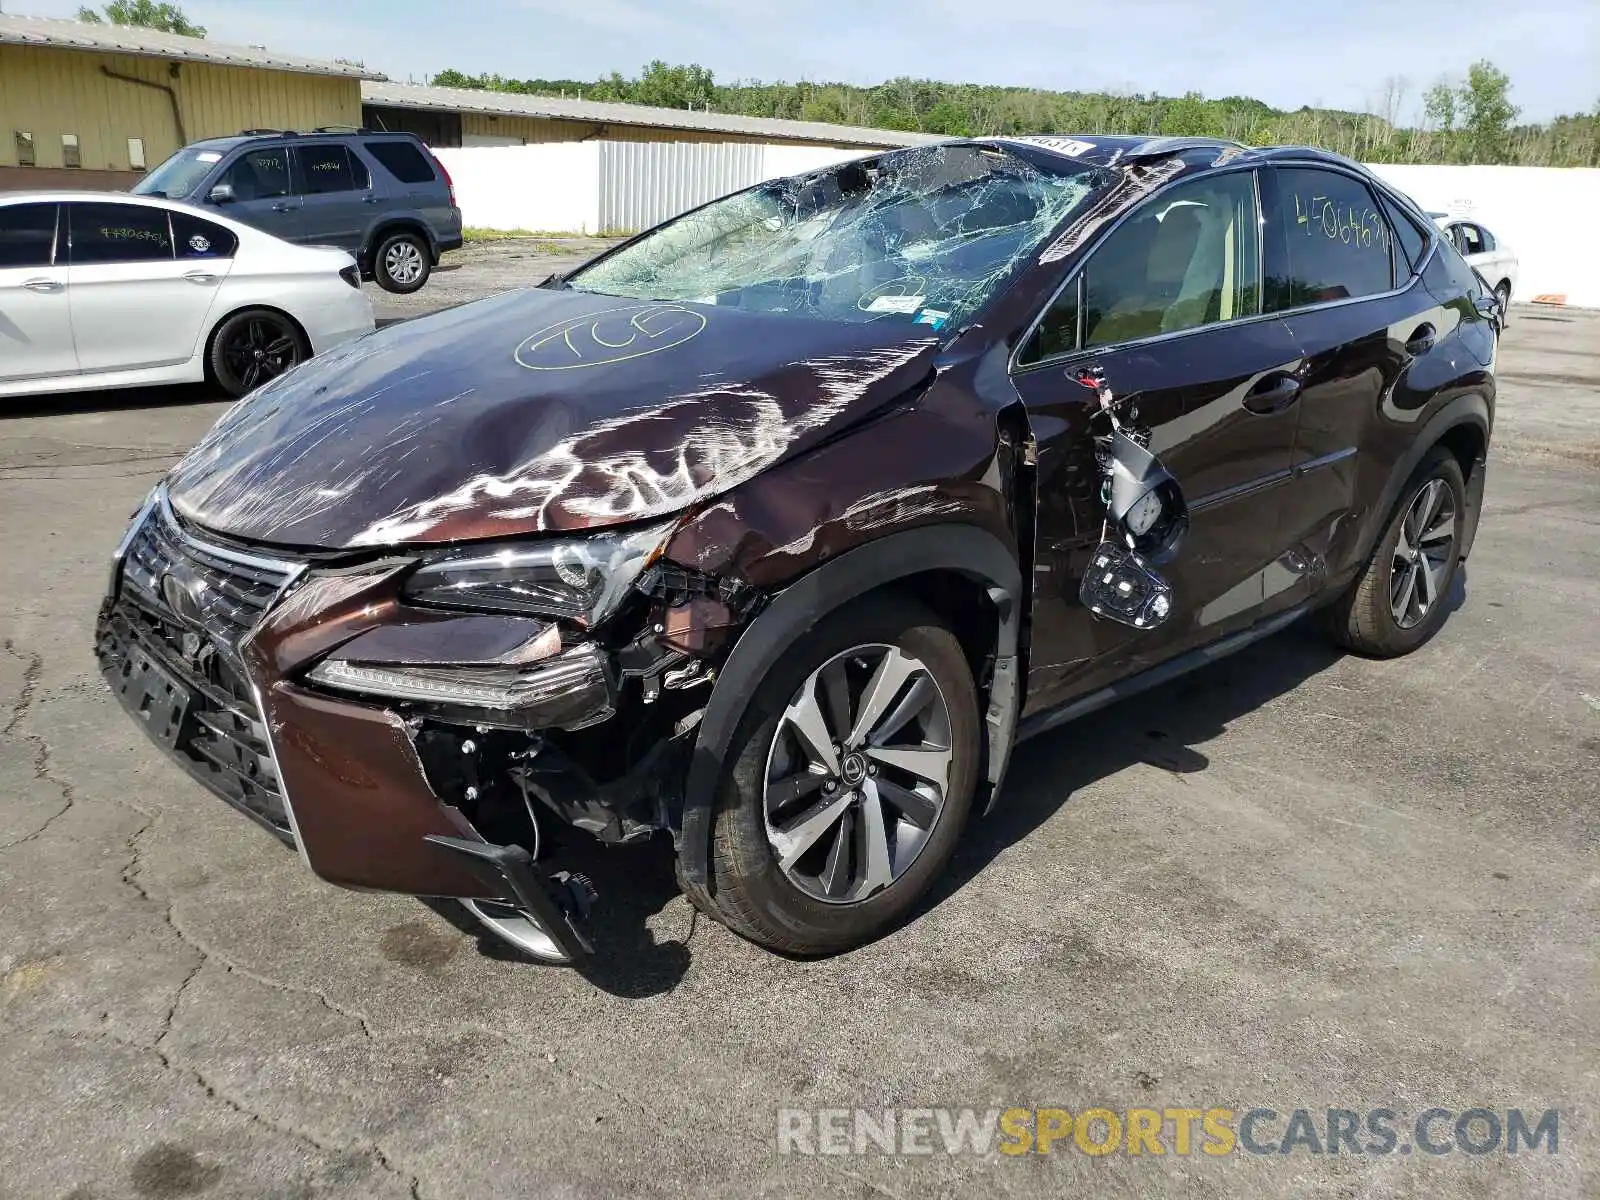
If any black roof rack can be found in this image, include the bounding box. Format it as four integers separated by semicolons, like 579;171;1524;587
311;125;375;135
237;128;296;137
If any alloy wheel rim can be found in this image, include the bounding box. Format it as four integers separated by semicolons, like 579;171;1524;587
223;317;299;392
1390;477;1457;629
386;241;423;283
762;643;953;905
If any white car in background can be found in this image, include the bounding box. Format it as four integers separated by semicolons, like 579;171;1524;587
1431;213;1519;316
0;191;374;400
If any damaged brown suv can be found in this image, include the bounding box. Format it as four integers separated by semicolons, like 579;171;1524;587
98;137;1497;963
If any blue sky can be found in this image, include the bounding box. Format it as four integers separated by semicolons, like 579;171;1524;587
28;0;1599;122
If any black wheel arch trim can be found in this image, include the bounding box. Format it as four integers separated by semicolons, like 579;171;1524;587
676;523;1023;888
1370;392;1491;565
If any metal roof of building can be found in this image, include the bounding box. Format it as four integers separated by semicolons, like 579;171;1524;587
361;81;944;149
0;13;384;79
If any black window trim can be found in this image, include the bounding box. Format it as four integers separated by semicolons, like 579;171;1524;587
1010;161;1268;374
65;200;178;266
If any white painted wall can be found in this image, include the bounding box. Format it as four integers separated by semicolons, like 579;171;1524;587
434;140;873;236
432;143;602;233
434;141;1600;307
1365;164;1600;308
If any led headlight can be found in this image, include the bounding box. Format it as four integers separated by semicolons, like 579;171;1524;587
402;521;675;627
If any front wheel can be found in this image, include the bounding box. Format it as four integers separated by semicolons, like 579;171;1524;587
1324;448;1466;657
374;231;431;293
702;595;981;955
208;309;307;398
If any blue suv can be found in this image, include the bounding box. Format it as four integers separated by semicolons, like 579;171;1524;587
133;129;463;293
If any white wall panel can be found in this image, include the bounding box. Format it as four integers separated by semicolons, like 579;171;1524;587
1366;164;1600;308
597;141;764;232
432;143;601;233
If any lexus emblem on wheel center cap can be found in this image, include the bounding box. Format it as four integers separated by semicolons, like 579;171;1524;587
840;753;867;786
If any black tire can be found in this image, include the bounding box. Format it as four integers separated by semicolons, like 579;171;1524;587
373;230;431;293
700;594;981;955
1325;448;1467;658
208;308;307;398
1495;281;1511;328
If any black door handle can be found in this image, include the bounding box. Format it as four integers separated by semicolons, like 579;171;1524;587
1241;372;1302;415
1405;323;1437;355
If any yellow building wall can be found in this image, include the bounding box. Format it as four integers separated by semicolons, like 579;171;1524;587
460;113;859;149
0;44;361;172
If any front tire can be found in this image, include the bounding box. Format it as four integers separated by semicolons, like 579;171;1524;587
1325;448;1466;657
702;595;981;955
374;231;431;293
208;308;307;398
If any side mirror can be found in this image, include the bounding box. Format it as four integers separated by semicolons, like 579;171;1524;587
207;183;236;204
1104;429;1189;562
1081;429;1190;631
1474;293;1503;332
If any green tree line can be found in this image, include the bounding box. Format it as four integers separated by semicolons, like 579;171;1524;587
431;60;1600;167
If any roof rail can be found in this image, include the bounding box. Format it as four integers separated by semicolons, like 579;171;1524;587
237;128;296;137
1125;136;1245;161
311;125;374;135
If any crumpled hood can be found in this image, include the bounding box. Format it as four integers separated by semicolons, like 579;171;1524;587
167;287;939;550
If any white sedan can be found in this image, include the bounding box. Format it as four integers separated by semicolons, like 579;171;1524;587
1431;213;1519;313
0;191;375;400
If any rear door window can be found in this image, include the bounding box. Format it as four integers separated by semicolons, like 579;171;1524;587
0;202;59;268
1458;223;1488;255
295;143;368;194
1267;167;1395;311
170;210;239;259
68;202;174;265
363;139;436;184
224;147;294;201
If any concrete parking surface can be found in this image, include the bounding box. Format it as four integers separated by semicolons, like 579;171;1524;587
1;253;1596;1198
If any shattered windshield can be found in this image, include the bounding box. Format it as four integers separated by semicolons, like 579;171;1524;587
566;144;1102;330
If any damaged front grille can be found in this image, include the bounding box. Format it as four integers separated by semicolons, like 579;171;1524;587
97;502;300;841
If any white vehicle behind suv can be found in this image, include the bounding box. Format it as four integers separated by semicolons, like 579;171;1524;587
1432;213;1518;316
0;191;374;400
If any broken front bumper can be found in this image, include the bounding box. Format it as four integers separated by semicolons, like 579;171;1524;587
95;493;610;963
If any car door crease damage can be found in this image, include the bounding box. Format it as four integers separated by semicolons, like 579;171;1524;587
90;136;1496;964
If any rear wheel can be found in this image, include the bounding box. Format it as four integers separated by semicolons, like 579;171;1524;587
701;595;980;955
208;308;306;398
1494;281;1511;328
1325;449;1466;657
374;231;431;293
